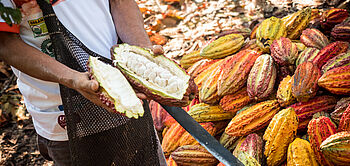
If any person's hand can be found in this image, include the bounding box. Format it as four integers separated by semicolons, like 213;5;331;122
148;45;164;56
69;72;116;113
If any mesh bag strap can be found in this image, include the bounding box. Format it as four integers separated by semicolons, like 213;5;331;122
36;1;161;165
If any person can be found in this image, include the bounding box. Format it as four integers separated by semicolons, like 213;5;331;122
0;0;166;165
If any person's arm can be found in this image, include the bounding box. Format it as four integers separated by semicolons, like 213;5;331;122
0;32;112;112
110;0;163;53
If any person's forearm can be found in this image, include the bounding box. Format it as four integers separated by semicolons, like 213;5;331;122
110;0;152;48
0;32;79;89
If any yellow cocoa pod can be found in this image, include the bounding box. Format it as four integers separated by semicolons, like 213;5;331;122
256;17;287;53
287;138;318;166
282;7;312;40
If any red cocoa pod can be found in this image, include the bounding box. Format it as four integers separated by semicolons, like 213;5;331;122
318;65;350;95
300;28;329;50
338;104;350;132
312;41;349;69
149;100;169;131
308;116;337;166
321;52;350;74
270;37;299;67
233;133;264;164
321;8;349;32
331;22;350;42
247;54;277;101
289;95;337;132
331;97;350;124
291;62;321;102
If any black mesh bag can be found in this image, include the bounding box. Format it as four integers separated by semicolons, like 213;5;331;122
36;1;163;165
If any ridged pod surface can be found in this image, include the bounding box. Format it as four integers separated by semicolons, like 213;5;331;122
282;7;312;39
321;52;350;74
294;41;306;52
200;34;244;59
289;95;337;131
320;131;350;165
219;87;251;114
307;116;337;166
263;107;298;166
180;50;205;69
194;59;224;90
247;54;277;101
331;22;350;42
167;156;178;166
256;17;287;53
312;41;349;69
162;122;217;156
170;145;219;166
217;49;262;97
300;28;329;50
188;103;235;122
219;132;239;152
318;65;350;95
270;37;299;67
225;100;280;137
179;122;216;147
233;133;263;164
296;47;320;67
292;62;321;102
149;100;169;131
277;75;296;107
162;123;187;156
331;97;350;124
338;105;350;132
199;57;226;104
287;138;318;166
321;8;349;32
187;59;217;78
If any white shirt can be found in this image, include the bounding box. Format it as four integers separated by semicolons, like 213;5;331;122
0;0;118;141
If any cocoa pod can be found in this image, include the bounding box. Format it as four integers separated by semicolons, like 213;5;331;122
199;57;226;104
321;8;349;32
293;41;306;52
219;132;240;152
179;122;216;147
289;95;337;132
162;123;187;156
270;37;299;67
217;28;251;39
233;133;263;164
188;103;235;122
263;107;298;166
300;28;329;50
282;7;312;40
312;41;349;69
320;131;350;165
331;22;350;42
296;47;320;67
217;49;262;97
167;156;178;166
307;116;337;166
187;59;217;78
256;17;287;53
292;62;321;102
287;138;318;166
171;145;219;166
200;34;244;59
338;104;350;132
321;52;350;74
225;100;280;137
194;59;224;90
318;65;350;95
180;50;205;69
219;87;251;114
247;54;277;101
331;97;350;124
149;100;169;131
277;75;296;107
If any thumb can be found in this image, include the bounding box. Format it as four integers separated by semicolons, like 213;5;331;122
89;80;99;92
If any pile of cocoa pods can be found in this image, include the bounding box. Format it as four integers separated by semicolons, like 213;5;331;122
151;7;350;166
